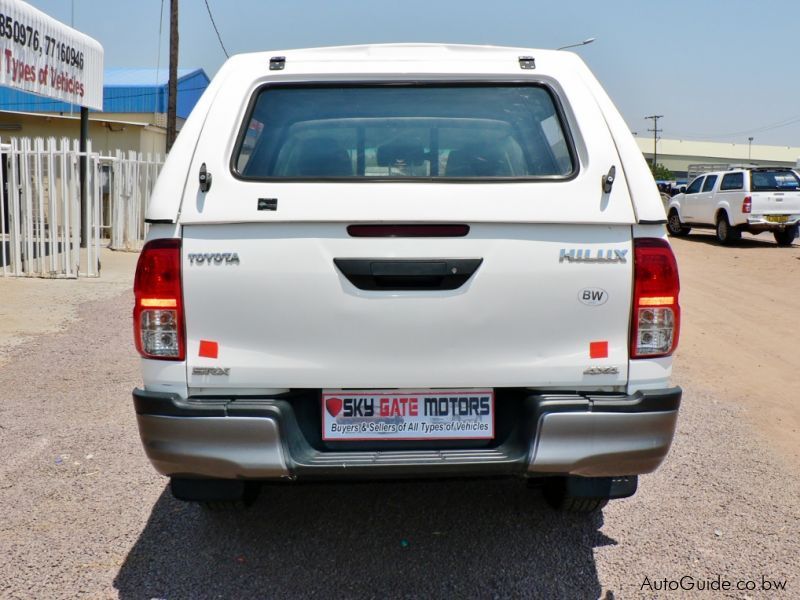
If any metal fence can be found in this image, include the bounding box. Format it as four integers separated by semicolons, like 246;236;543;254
0;137;162;278
108;150;163;252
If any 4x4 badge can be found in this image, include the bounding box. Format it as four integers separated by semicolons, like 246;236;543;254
559;249;628;264
583;366;620;375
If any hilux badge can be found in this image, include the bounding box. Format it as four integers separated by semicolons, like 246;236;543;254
559;249;628;264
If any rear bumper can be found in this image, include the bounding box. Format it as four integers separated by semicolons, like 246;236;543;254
133;387;681;480
744;216;800;232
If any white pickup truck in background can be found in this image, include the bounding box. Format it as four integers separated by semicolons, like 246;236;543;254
131;44;682;513
667;168;800;245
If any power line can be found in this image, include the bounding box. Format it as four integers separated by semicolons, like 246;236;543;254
155;0;165;88
204;0;229;58
670;114;800;140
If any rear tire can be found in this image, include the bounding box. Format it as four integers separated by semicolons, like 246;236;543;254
773;226;798;247
667;209;691;236
715;213;741;245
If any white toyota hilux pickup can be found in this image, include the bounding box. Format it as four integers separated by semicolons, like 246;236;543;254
666;167;800;246
132;44;682;512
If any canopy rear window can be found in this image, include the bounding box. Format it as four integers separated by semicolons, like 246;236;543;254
232;84;576;180
750;170;800;192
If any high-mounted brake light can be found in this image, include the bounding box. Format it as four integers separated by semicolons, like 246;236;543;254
133;238;184;360
347;224;470;237
742;196;752;213
631;238;680;359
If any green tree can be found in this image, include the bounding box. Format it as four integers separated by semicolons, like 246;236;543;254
650;163;674;180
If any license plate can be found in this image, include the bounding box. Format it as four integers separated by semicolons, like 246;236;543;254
321;389;495;441
766;214;789;223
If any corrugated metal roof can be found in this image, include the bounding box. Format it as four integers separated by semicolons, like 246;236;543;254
0;68;209;118
104;68;202;87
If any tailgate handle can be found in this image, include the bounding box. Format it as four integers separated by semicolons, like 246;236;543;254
334;259;483;291
602;165;616;194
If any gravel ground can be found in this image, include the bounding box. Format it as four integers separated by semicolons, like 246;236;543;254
0;249;139;367
0;243;798;598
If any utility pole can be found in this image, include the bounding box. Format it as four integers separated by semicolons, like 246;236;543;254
748;136;754;161
166;0;178;153
73;0;87;247
645;115;663;172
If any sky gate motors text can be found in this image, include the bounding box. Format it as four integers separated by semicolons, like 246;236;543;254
340;395;491;418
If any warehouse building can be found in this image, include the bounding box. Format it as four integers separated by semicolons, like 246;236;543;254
0;68;209;155
636;137;800;182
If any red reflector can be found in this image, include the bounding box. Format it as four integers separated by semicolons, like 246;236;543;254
347;224;470;237
198;340;219;359
589;341;609;359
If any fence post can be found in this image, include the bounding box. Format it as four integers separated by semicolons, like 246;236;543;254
33;138;42;275
22;138;35;276
46;137;58;275
84;139;98;277
69;139;80;276
60;138;73;278
0;138;6;277
112;150;121;250
8;138;21;275
92;143;100;276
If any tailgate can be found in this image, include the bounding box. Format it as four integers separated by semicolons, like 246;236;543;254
750;191;800;216
182;223;632;391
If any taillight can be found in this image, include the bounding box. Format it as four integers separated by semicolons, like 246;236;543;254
133;238;184;360
742;196;752;213
631;238;680;359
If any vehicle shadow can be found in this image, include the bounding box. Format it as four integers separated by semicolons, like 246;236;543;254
114;479;615;599
675;231;791;249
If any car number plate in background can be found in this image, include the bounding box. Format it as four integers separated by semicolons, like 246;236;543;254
322;389;495;441
766;214;789;223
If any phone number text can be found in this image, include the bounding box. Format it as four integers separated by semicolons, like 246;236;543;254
0;12;85;69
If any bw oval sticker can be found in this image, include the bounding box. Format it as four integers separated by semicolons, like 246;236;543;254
579;287;608;306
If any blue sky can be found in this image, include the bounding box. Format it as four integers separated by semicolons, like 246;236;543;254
24;0;800;148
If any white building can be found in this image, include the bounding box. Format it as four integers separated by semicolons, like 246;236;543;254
636;137;800;181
